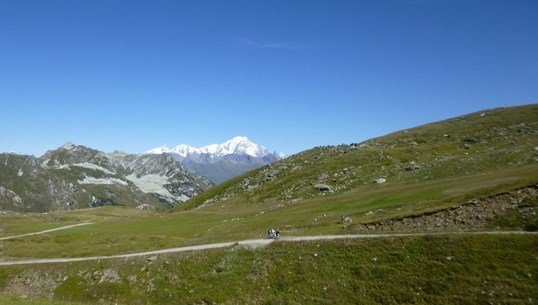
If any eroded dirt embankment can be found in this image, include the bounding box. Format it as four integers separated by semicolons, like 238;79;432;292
352;185;538;232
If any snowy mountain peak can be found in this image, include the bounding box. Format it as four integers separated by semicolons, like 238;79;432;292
145;136;284;183
170;144;198;157
146;136;275;158
146;145;170;154
205;136;268;157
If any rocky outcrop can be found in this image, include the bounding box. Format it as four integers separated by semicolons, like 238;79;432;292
352;186;537;232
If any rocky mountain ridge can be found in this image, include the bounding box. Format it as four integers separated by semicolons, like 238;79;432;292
0;143;212;212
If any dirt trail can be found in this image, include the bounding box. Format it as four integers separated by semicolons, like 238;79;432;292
0;222;93;241
0;230;535;266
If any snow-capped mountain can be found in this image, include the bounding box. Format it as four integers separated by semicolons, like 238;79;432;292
146;136;285;183
147;136;272;158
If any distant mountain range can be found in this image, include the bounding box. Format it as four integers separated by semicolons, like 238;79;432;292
146;136;285;183
0;137;283;212
0;143;211;212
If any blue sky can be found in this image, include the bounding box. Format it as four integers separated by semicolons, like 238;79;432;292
1;0;537;156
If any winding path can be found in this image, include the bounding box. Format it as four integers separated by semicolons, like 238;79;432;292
0;230;536;266
0;222;93;241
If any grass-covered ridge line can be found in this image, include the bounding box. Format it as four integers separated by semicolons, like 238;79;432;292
183;104;538;209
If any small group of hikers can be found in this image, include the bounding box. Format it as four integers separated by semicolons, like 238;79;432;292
267;228;281;240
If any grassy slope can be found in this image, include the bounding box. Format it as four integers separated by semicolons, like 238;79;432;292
181;104;538;209
0;207;155;238
0;295;87;305
0;105;537;259
0;105;537;304
0;164;536;259
0;235;536;305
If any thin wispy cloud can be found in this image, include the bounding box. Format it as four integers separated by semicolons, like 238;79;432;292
236;38;307;50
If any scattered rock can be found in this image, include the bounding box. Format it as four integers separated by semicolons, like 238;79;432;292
313;184;331;191
374;178;386;184
267;169;279;178
365;209;385;216
127;275;137;284
99;269;120;284
408;141;418;146
463;138;479;143
317;173;328;181
136;203;154;211
341;216;352;224
405;162;420;171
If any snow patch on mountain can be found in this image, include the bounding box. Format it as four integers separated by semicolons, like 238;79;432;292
126;174;177;201
72;162;115;175
78;177;128;185
145;145;171;155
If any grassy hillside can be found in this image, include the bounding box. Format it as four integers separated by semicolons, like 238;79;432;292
0;234;536;304
0;105;537;304
181;104;538;210
0;105;536;260
0;167;536;260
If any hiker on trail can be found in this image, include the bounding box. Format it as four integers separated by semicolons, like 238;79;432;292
267;228;281;239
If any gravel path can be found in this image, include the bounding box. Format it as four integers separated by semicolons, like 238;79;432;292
0;230;535;266
0;222;93;241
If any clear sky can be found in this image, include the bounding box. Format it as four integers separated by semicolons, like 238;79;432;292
1;0;537;156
